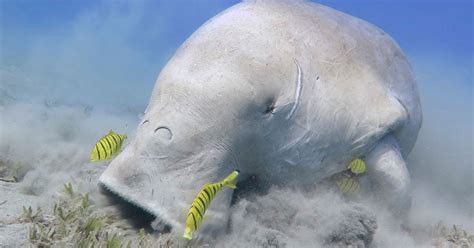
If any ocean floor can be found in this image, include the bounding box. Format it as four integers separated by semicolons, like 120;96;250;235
1;161;472;247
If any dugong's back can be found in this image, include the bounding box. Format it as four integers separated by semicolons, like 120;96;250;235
152;1;422;173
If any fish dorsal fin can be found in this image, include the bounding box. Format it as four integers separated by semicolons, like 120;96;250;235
108;129;114;135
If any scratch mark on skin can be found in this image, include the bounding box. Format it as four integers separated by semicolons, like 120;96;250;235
139;155;169;160
287;59;303;120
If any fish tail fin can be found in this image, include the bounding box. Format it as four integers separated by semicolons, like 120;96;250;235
224;183;237;189
221;170;239;189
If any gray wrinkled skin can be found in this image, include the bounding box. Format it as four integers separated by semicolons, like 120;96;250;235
99;0;422;238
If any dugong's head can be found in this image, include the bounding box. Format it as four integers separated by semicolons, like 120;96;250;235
99;1;421;234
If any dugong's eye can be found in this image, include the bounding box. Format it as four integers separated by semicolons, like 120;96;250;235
263;101;276;114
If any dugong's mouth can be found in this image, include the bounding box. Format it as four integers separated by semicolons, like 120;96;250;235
98;177;172;232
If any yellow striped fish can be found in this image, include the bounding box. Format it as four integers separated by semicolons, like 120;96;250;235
90;130;127;162
348;158;366;174
336;176;361;196
183;170;239;240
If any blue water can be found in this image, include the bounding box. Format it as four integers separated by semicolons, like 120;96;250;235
2;0;471;104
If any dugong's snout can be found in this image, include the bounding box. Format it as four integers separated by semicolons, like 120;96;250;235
98;149;168;228
98;148;180;231
98;130;236;234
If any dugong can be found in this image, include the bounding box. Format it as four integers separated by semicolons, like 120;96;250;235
99;0;422;236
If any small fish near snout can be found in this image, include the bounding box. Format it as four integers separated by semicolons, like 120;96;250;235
90;130;127;162
183;170;239;240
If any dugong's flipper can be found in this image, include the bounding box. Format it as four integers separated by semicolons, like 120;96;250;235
366;135;411;215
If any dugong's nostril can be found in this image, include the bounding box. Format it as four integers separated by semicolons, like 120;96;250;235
154;126;173;141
